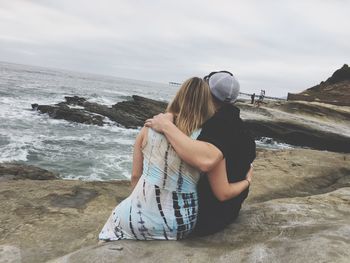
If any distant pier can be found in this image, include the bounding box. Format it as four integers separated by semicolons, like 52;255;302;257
169;82;181;86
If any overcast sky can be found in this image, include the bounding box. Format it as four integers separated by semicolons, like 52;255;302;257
0;0;349;96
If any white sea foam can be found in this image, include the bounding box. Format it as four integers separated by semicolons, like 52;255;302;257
0;133;37;162
0;144;29;162
255;137;294;150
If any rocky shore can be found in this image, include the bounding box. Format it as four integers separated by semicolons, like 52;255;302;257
3;66;349;262
32;95;350;153
1;148;349;262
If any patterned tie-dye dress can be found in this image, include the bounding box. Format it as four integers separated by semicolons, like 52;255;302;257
99;128;201;241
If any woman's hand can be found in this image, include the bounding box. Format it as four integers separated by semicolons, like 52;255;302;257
245;164;253;185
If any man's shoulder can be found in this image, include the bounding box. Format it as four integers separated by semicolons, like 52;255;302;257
202;104;240;128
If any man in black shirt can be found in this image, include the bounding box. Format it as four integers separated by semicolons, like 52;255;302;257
145;71;256;236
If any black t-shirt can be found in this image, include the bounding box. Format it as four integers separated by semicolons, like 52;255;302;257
193;104;256;236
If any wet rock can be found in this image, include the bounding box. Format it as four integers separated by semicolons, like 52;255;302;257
64;96;87;105
110;95;167;128
32;103;104;126
33;95;167;129
0;163;59;180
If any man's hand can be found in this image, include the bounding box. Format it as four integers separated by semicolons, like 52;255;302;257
145;113;174;133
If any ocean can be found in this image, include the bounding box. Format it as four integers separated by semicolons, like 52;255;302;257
0;61;292;181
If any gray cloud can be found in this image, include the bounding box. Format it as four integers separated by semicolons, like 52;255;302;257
0;0;349;97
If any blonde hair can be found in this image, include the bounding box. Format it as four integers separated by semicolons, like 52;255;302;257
167;77;215;135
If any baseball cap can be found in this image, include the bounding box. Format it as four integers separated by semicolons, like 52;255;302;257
204;71;240;103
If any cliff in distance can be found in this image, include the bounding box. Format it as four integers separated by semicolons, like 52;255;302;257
288;64;350;106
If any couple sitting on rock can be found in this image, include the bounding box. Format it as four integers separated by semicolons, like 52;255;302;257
99;71;256;241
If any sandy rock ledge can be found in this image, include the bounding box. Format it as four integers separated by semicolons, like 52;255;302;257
0;148;349;263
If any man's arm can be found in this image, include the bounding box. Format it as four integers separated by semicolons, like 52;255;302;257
145;113;223;172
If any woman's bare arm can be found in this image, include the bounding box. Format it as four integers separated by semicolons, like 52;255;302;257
145;113;223;172
130;127;147;189
207;159;253;202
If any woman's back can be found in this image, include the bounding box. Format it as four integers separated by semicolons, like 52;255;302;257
99;128;202;241
99;77;214;241
141;128;201;193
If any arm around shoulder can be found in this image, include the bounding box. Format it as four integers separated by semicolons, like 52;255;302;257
161;120;223;172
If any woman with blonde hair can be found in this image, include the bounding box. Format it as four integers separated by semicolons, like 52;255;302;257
99;77;252;241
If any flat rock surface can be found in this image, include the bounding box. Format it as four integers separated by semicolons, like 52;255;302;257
51;188;350;263
0;180;130;263
1;148;349;262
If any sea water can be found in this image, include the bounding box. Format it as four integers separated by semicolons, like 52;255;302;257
0;61;292;180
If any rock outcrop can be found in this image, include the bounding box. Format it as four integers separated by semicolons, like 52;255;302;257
245;119;350;153
32;95;350;153
32;95;167;128
237;100;350;153
288;64;350;106
1;149;349;262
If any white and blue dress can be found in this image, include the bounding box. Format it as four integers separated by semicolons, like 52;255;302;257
99;128;201;240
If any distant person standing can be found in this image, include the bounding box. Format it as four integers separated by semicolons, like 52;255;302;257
256;89;265;107
250;93;255;104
